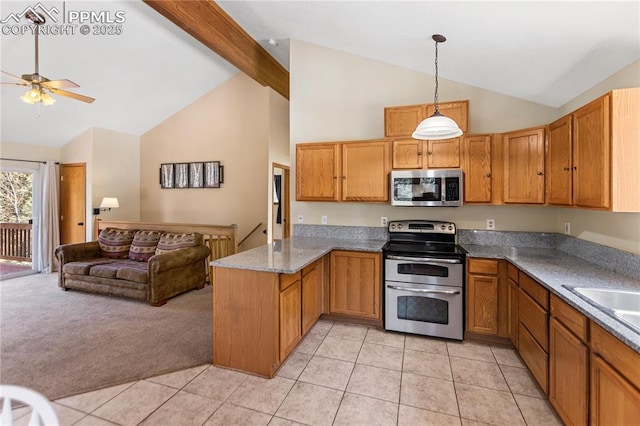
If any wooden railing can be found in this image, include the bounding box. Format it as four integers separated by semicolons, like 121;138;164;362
0;223;32;262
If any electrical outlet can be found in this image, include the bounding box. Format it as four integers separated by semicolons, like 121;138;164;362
381;216;388;227
297;214;304;224
564;222;571;235
321;215;328;225
486;219;495;230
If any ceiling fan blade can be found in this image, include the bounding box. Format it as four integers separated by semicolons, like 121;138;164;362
1;70;30;84
0;82;29;86
49;87;95;103
41;79;80;89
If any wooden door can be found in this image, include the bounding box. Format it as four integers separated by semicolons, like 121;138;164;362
59;163;86;244
426;138;461;168
573;95;610;208
466;274;498;335
392;139;423;169
301;260;323;334
590;355;640;425
462;135;492;202
549;317;588;426
330;251;381;319
341;141;390;202
546;115;573;205
384;104;427;137
279;279;301;361
296;144;340;201
425;100;469;133
503;127;545;204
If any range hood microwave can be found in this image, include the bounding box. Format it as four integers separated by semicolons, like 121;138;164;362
390;169;463;207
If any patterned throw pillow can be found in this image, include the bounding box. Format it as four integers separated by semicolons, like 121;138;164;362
128;230;163;262
155;232;202;255
98;228;136;259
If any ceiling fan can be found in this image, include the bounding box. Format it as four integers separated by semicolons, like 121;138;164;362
0;11;94;105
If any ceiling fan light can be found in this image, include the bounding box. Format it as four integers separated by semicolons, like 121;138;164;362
20;88;41;104
412;112;463;140
41;92;56;106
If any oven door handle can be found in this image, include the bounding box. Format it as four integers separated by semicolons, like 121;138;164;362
386;255;462;264
386;284;461;295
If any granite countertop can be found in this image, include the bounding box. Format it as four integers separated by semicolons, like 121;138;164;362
463;244;640;353
210;237;386;274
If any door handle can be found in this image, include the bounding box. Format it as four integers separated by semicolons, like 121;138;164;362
77;222;84;226
386;255;461;264
386;284;460;295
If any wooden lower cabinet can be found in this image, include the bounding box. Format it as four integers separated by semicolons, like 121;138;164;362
279;277;302;361
330;251;381;320
466;274;498;335
591;355;640;425
549;317;588;426
301;259;323;334
507;277;519;347
519;323;549;394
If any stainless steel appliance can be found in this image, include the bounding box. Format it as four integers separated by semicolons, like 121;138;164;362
390;169;463;207
383;220;466;340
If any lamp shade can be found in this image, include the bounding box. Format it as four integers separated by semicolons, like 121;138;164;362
99;197;119;209
412;112;463;140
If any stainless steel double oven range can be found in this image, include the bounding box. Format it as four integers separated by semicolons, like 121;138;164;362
383;220;466;340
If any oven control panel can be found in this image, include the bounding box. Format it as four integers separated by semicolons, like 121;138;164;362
388;220;456;234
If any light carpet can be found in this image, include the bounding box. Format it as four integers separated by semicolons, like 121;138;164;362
0;273;212;400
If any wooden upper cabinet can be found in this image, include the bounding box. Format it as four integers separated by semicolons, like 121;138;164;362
462;134;492;203
342;140;390;202
384;100;469;138
546;115;573;206
296;143;340;201
503;127;545;204
384;104;428;137
392;138;460;169
297;140;390;202
425;100;469;134
573;95;610;209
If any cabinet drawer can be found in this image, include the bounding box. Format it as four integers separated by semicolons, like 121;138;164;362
280;271;301;291
591;322;640;390
302;258;322;277
468;258;499;275
507;263;519;283
519;272;549;309
550;294;588;342
519;289;549;351
519;323;549;394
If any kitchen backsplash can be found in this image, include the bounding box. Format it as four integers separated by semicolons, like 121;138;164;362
457;230;557;248
293;224;387;241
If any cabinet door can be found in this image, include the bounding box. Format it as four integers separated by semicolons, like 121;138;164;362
342;141;390;202
462;135;492;203
279;280;301;361
301;260;323;335
330;251;381;319
503;127;545;204
425;101;469;133
519;323;549;394
573;95;610;208
590;354;640;426
392;139;423;169
384;105;428;137
508;278;519;347
466;274;498;335
296;143;340;201
426;138;461;168
546;115;573;205
549;318;588;426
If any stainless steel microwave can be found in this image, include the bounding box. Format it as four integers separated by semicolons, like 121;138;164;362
390;169;463;207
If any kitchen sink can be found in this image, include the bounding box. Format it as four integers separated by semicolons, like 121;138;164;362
568;287;640;333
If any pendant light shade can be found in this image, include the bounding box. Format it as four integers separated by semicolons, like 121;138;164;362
413;34;463;140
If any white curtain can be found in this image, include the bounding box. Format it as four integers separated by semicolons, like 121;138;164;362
37;161;60;273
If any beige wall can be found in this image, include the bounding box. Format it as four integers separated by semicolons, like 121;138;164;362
268;90;291;241
61;129;93;240
0;141;61;163
140;73;271;251
554;59;640;253
289;40;639;254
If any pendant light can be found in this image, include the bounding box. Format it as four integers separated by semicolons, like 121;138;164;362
412;34;463;140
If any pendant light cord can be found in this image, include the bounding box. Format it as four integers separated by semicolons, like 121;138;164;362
433;38;439;113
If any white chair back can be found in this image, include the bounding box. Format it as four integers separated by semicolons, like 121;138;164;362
0;385;59;426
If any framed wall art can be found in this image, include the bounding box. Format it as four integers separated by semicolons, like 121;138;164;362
204;161;223;188
189;162;204;188
160;163;174;189
174;163;189;188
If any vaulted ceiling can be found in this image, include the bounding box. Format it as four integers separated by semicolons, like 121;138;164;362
1;1;638;148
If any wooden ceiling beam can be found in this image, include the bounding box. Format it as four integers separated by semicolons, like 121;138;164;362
143;0;289;100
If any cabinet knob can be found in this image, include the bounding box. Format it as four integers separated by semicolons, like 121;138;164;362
417;152;422;156
537;171;543;176
342;176;347;179
572;166;577;170
563;167;569;171
427;151;433;155
333;176;338;179
486;173;491;178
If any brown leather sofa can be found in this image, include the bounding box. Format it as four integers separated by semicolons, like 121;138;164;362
55;228;210;306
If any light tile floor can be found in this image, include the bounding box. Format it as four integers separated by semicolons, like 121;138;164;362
15;320;564;425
